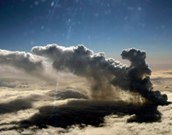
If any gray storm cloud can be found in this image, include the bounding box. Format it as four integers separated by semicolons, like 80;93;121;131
32;44;169;105
0;49;43;73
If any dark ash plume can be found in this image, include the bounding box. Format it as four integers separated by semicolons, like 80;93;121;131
32;44;126;99
32;44;169;105
119;48;168;105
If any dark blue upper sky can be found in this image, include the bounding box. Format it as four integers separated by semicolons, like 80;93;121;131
0;0;172;64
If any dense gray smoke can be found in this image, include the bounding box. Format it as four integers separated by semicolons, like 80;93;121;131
32;44;168;105
32;44;126;99
119;49;168;105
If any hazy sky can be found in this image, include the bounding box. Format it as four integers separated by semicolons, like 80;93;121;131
0;0;172;68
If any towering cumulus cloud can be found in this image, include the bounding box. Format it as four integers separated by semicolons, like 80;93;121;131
32;44;168;105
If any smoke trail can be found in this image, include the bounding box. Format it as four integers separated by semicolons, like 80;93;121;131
32;44;169;105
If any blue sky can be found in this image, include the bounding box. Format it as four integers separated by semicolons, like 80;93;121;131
0;0;172;69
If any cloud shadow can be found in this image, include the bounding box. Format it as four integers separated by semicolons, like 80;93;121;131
0;99;32;114
19;100;161;128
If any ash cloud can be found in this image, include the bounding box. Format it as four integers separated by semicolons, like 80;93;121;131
0;49;58;82
0;44;170;133
0;49;43;73
119;49;168;105
32;44;169;105
32;44;127;99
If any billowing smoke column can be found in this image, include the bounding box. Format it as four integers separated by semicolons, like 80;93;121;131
32;44;127;99
32;44;169;105
119;49;168;105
